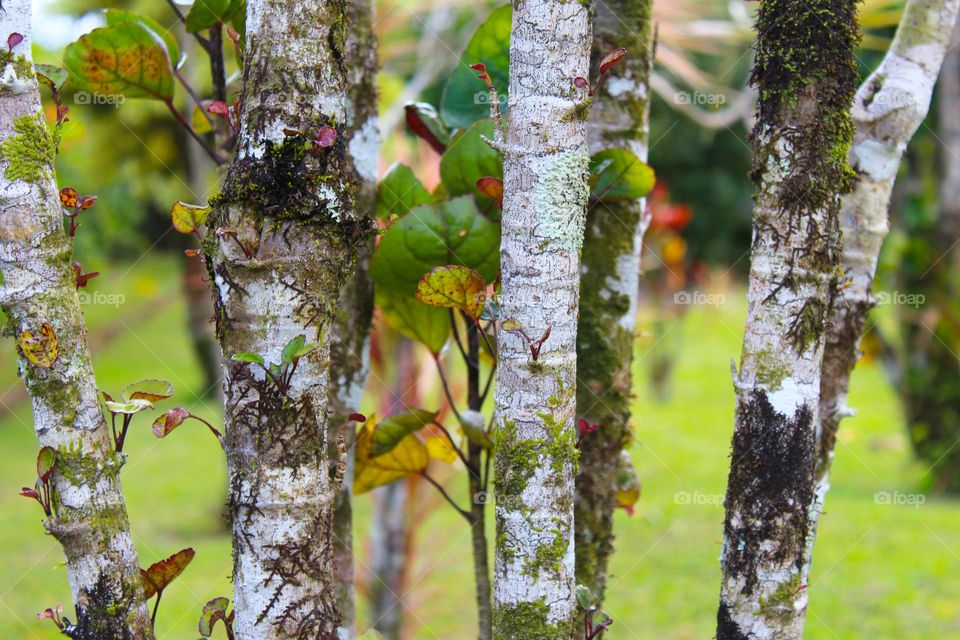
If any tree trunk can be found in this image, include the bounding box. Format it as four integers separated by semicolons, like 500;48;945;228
326;0;379;634
204;0;376;636
818;0;960;514
716;1;859;638
491;0;592;637
574;0;653;604
0;2;153;637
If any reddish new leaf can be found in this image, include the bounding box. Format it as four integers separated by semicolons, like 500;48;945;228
598;47;627;76
152;407;190;438
475;177;503;208
7;32;23;51
37;447;56;482
59;187;78;209
141;548;195;599
314;125;337;148
405;104;447;154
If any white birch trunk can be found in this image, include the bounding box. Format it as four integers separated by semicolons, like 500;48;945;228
0;1;153;636
206;0;376;637
575;0;654;602
492;0;592;636
815;0;960;565
717;1;859;638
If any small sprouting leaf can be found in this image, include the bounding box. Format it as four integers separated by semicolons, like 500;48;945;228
574;76;589;90
37;447;56;482
377;162;433;218
281;334;307;364
598;47;627;76
404;102;449;154
35;64;68;90
614;450;641;516
354;417;429;495
59;187;77;209
122;379;174;403
7;32;23;51
19;487;40;500
231;352;265;366
141;548;195;599
105;399;154;415
370;409;439;457
576;584;595;610
171;201;210;234
198;596;230;637
152;407;191;438
501;318;521;332
475;177;503;208
577;418;600;437
314;125;337;148
18;323;59;368
72;262;100;289
589;149;655;202
207;101;230;116
416;266;487;319
63;20;176;101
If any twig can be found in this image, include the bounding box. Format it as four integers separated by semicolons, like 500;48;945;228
420;472;471;521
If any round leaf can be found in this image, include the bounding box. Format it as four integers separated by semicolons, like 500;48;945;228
415;265;487;319
589;149;655;202
171;201;211;234
440;4;512;129
18;323;59;369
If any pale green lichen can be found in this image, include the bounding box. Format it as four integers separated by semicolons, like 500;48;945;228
532;151;590;253
0;112;55;183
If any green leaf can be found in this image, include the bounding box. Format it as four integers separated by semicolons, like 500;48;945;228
281;334;306;364
171;201;211;233
378;162;433;218
440;4;512;129
375;288;449;355
370;196;500;296
64;20;176;101
439;119;503;211
231;352;265;366
35;64;68;90
589;149;656;202
416;266;487;319
104;9;184;70
37;447;56;482
371;409;439;457
198;597;229;637
185;0;238;32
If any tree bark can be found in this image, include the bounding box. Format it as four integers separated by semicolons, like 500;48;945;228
204;0;376;636
574;0;653;604
491;0;592;637
0;2;153;637
326;0;379;634
817;0;959;515
716;1;859;638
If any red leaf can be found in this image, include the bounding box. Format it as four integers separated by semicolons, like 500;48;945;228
206;101;230;116
574;76;589;89
404;105;446;154
152;407;191;438
475;177;504;208
19;487;39;499
141;548;195;599
348;413;367;423
470;62;488;79
7;33;23;51
598;47;627;76
577;418;600;436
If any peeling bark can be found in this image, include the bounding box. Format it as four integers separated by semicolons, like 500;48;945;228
574;0;653;604
817;0;959;527
0;2;152;637
491;0;592;637
716;1;859;638
204;0;376;636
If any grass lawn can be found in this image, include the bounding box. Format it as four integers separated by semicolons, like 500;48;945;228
0;257;957;639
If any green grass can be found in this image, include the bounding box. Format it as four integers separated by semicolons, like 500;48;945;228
1;260;957;639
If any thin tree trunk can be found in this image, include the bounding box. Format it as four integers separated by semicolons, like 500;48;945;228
817;0;959;523
326;0;379;634
466;320;492;639
574;0;654;604
205;0;376;636
716;1;859;638
0;2;153;636
491;0;592;636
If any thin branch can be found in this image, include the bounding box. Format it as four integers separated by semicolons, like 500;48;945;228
174;69;214;127
420;472;471;521
432;355;464;425
163;100;226;165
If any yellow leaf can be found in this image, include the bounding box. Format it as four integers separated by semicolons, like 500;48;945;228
415;265;487;319
614;450;641;516
171;201;210;234
354;418;428;495
18;323;58;368
424;435;458;464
